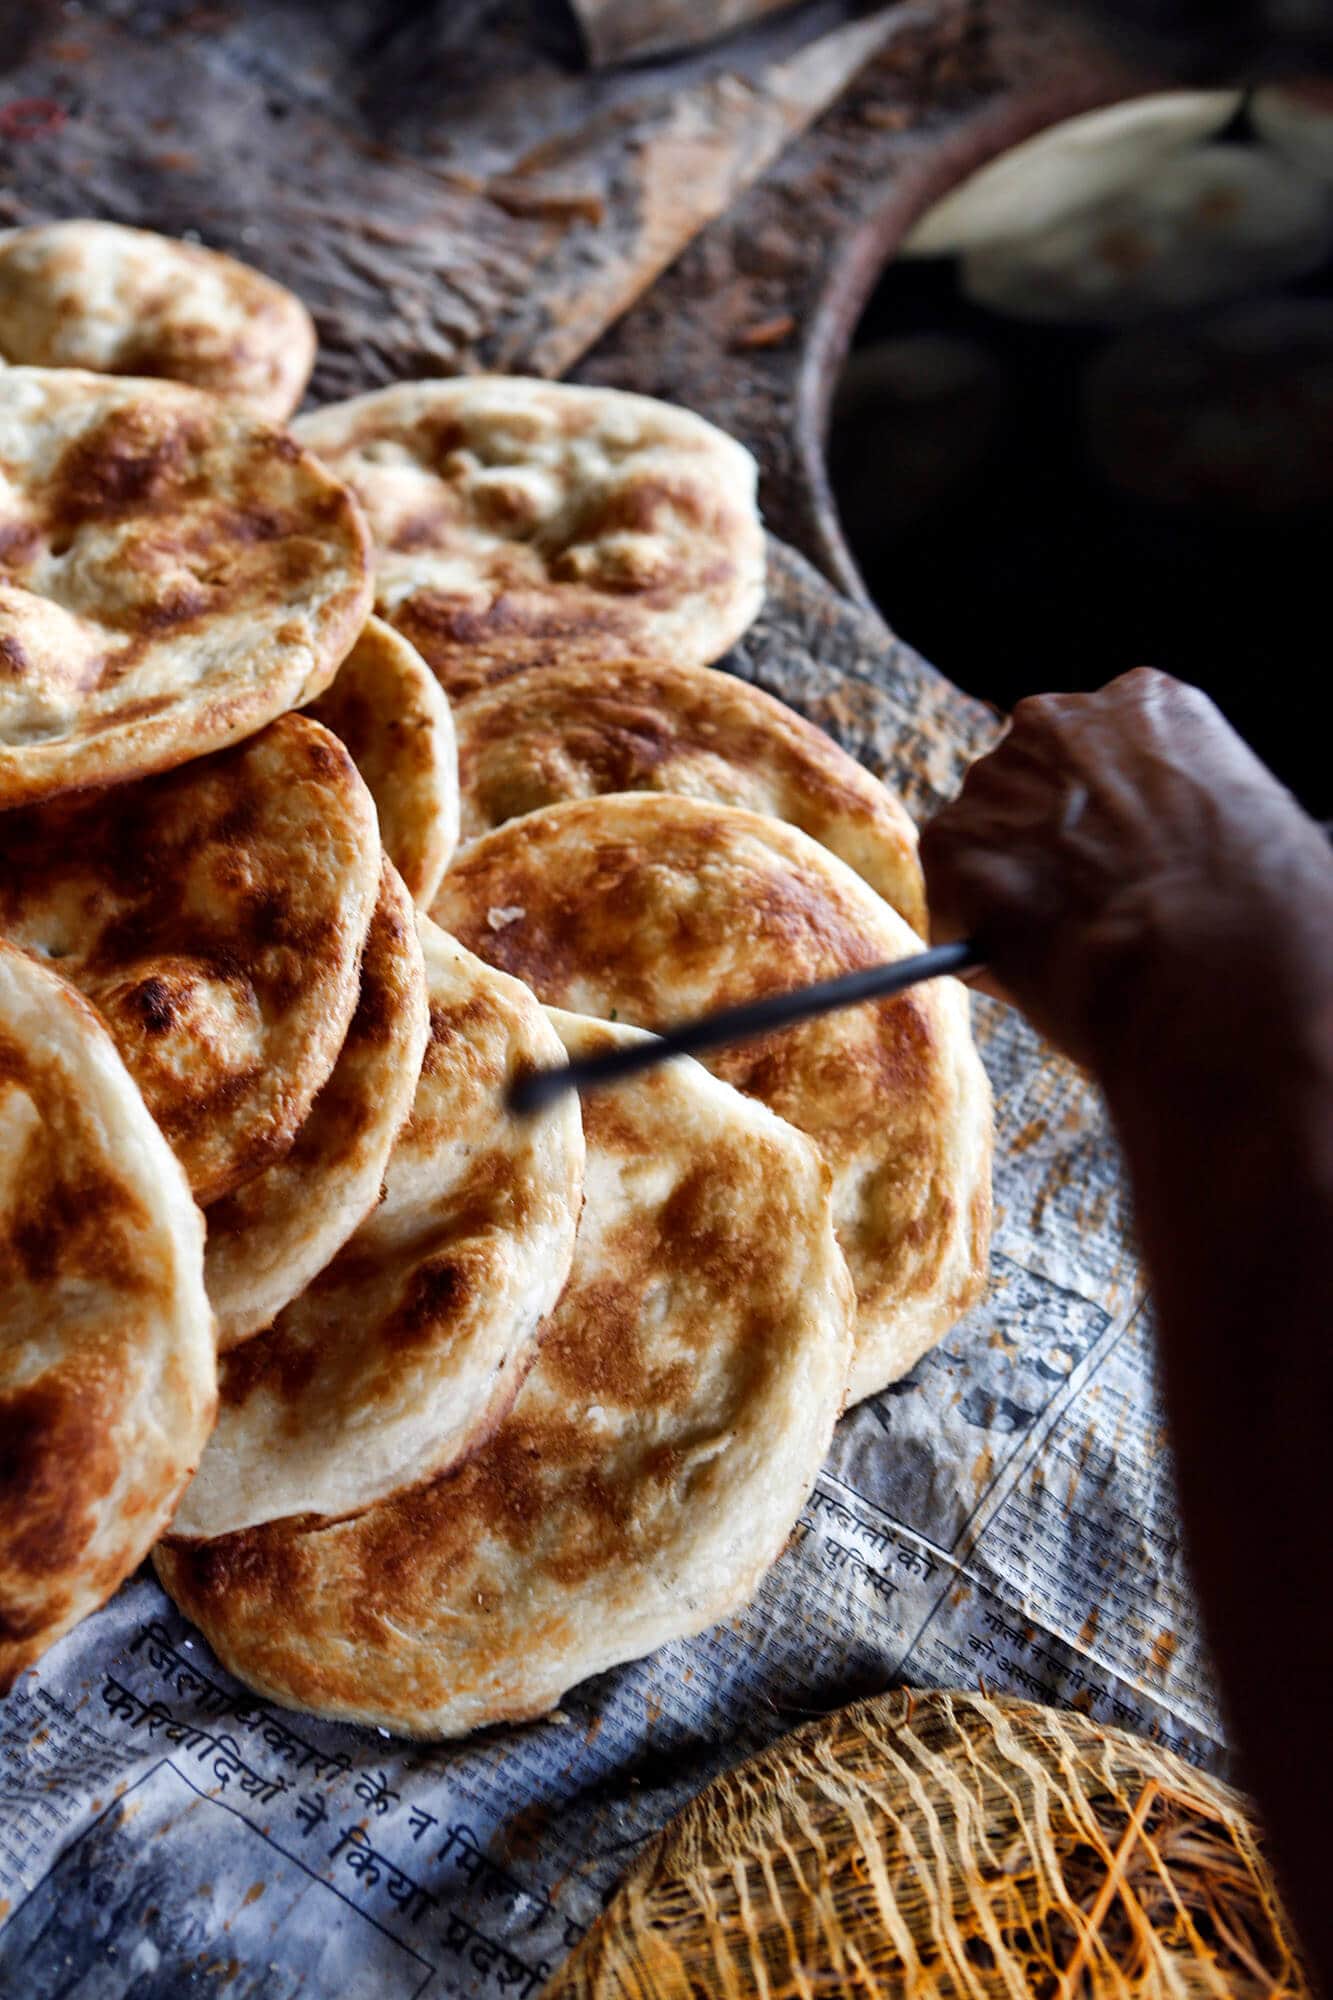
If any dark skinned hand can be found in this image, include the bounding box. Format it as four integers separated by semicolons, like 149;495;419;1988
920;666;1333;1078
922;666;1333;1990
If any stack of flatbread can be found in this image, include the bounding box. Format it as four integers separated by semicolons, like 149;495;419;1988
1;220;991;1738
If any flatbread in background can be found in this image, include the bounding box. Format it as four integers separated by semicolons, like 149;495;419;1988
901;91;1242;256
1;939;215;1691
306;616;459;908
294;377;764;702
156;1010;853;1737
1252;80;1333;184
433;793;991;1402
0;714;380;1205
452;656;926;933
205;858;430;1351
0;220;316;421
169;920;584;1540
961;144;1333;325
0;368;371;809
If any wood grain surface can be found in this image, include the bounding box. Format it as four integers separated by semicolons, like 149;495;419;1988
0;2;900;400
1;1;1161;598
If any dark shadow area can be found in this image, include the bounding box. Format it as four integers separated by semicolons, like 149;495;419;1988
830;218;1332;815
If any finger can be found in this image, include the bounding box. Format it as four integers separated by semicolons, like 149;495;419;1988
923;844;1050;931
926;899;969;950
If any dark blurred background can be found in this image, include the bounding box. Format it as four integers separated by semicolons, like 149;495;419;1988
829;17;1333;818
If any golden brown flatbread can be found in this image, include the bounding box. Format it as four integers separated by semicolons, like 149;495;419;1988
169;920;585;1539
306;616;458;907
0;714;380;1204
155;1011;853;1736
294;377;764;701
452;656;925;932
0;220;316;420
432;793;991;1400
1;939;214;1690
0;368;371;808
205;857;430;1350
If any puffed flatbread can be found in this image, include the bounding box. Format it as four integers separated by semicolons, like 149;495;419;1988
169;919;584;1539
0;714;380;1205
961;144;1332;324
0;221;316;420
293;377;764;701
1;939;215;1690
1253;82;1333;183
0;368;371;807
452;656;926;933
306;616;458;908
155;1011;853;1736
205;857;430;1350
433;794;991;1401
901;91;1241;256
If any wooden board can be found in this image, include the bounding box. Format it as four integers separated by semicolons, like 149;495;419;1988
0;0;1163;604
574;1;1167;594
0;2;905;401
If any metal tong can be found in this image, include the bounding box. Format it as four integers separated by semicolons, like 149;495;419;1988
507;938;983;1115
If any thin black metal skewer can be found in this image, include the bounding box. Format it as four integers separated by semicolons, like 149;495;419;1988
508;938;984;1115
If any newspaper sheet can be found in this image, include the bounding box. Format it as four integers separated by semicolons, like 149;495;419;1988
0;585;1222;1999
